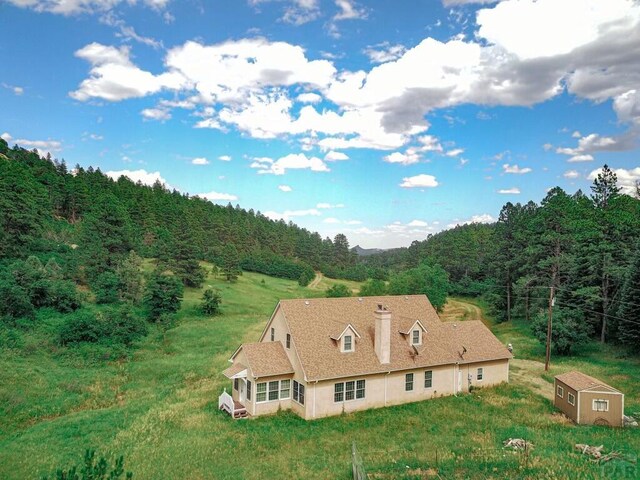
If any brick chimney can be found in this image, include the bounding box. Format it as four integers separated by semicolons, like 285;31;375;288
374;304;391;364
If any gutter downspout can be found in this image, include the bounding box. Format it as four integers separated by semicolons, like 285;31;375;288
454;363;458;397
313;380;318;419
384;372;390;406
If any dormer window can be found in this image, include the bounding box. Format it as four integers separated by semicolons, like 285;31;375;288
412;329;421;346
343;335;353;352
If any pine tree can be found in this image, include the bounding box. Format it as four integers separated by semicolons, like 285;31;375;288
221;244;241;282
618;243;640;351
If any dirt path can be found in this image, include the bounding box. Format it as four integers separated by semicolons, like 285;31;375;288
442;297;554;400
440;298;487;325
510;358;554;400
308;272;323;289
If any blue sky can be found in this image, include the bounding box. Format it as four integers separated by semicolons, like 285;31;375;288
2;0;640;248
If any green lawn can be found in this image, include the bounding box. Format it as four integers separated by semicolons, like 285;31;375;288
1;276;638;479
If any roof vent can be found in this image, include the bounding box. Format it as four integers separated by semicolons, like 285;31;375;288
405;296;409;300
358;297;363;302
453;323;457;328
377;303;383;310
304;300;310;306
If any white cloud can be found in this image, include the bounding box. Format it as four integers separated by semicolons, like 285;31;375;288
0;132;62;157
384;150;420;165
278;184;292;192
445;148;464;157
316;202;344;209
5;0;169;15
323;217;340;224
572;130;581;138
297;92;322;103
66;0;640;157
196;190;239;202
417;135;443;153
141;107;171;121
446;213;496;229
250;0;321;25
497;187;521;194
543;143;553;151
443;0;497;6
407;220;428;227
324;150;349;161
1;83;24;95
588;166;640;195
191;157;209;165
363;42;407;64
218;155;232;161
250;153;330;175
105;169;169;187
399;174;439;188
568;154;594;163
502;163;532;174
263;208;322;221
563;169;580;179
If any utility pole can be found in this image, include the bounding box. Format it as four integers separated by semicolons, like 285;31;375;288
545;285;555;371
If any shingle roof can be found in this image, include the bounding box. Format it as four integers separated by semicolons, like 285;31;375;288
555;371;620;393
278;295;512;381
222;362;247;379
234;342;294;378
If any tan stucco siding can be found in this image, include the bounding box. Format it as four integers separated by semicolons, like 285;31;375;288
261;308;306;378
579;391;623;427
307;365;456;419
553;379;579;423
459;359;510;393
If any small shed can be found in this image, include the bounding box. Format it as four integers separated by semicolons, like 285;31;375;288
554;371;624;427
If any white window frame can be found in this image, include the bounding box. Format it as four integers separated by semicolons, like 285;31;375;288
280;379;291;399
255;379;291;403
477;367;484;381
343;335;353;352
557;385;564;398
256;382;267;403
424;370;433;388
412;329;421;345
405;373;414;392
593;399;609;412
568;392;575;406
334;379;366;403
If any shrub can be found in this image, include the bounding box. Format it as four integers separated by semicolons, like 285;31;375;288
58;307;147;347
40;448;133;480
531;307;590;355
93;271;120;304
326;284;351;298
200;289;222;315
144;272;183;321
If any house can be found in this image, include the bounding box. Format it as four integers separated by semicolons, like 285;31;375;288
219;295;512;419
554;371;625;427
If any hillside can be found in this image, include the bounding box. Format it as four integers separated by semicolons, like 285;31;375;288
1;277;638;479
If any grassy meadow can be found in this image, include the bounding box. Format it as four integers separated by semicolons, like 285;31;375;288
1;272;639;479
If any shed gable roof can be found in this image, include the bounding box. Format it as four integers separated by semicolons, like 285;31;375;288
555;371;621;393
231;341;294;378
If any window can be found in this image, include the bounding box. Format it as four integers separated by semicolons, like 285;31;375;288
256;382;267;402
293;380;305;405
405;373;414;391
356;380;365;399
280;379;291;399
568;392;575;406
334;382;344;402
412;329;420;345
234;378;239;391
268;381;279;401
344;335;353;352
270;327;275;342
425;370;433;388
335;380;366;402
557;385;564;398
477;368;484;381
593;399;609;412
247;380;252;401
256;380;290;403
286;333;291;349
